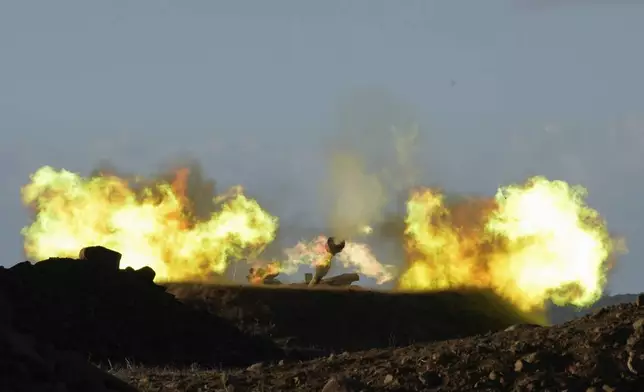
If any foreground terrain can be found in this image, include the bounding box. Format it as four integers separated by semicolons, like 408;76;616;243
166;283;543;353
548;293;644;325
1;249;643;391
115;299;644;391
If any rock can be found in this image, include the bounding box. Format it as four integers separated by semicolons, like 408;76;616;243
523;352;540;364
79;246;122;270
627;333;641;347
247;362;263;372
134;266;156;282
514;359;524;372
321;377;349;392
418;370;443;387
509;341;527;354
627;350;643;374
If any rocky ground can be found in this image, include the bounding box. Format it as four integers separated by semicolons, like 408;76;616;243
0;288;138;392
114;298;644;391
0;251;280;367
2;248;644;391
548;293;643;325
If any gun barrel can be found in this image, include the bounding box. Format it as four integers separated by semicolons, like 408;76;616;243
326;237;346;255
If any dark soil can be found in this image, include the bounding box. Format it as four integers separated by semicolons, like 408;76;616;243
166;283;544;353
0;291;138;392
3;251;644;391
0;256;281;368
116;298;644;391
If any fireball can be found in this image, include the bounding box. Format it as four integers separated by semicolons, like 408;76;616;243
21;166;278;281
20;165;621;312
399;176;620;311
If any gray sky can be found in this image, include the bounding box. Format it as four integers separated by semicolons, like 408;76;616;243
1;1;644;293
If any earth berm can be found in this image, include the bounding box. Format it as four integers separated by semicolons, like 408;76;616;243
115;298;644;391
2;247;644;391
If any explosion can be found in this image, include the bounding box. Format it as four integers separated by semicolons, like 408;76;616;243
282;235;396;284
21;166;278;281
247;262;281;284
20;164;620;312
399;176;620;311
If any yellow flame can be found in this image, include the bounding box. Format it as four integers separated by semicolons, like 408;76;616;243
21;166;278;281
20;165;621;311
399;176;620;311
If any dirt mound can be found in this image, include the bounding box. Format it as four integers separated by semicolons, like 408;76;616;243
117;296;644;391
548;293;641;324
0;247;282;368
0;292;138;392
167;283;544;353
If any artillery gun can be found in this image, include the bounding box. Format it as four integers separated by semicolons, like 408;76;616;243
247;237;361;287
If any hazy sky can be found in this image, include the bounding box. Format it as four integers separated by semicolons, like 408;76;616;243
2;1;644;293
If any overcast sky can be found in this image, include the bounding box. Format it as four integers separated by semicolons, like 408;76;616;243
1;1;644;293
